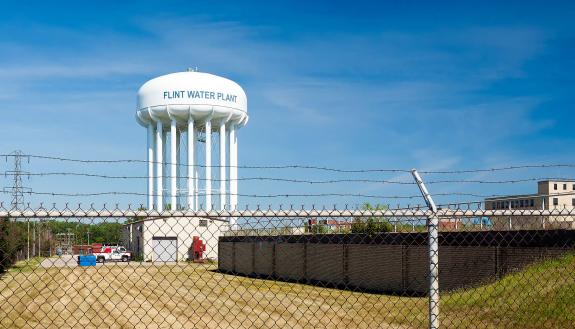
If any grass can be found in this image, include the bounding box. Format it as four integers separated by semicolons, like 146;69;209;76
442;252;575;328
0;254;574;328
7;257;43;273
0;261;424;328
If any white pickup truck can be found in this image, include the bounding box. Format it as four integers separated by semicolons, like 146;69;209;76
94;246;132;263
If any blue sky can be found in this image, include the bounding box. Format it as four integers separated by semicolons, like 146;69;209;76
1;1;574;208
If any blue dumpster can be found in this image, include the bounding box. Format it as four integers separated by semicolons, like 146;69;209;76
78;255;97;266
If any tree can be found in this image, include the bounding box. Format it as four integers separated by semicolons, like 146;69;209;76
0;218;26;273
351;203;392;234
46;220;124;245
309;224;328;234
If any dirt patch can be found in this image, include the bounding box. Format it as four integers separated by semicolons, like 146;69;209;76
0;262;423;328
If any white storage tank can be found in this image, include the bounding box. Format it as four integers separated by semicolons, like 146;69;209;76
135;71;249;215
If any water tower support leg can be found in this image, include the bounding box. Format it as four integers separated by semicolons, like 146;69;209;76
147;124;155;211
194;129;199;210
156;121;163;211
205;120;212;211
219;122;227;211
170;119;177;210
187;119;195;210
229;124;238;229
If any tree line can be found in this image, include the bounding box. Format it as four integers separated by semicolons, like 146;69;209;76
0;218;124;274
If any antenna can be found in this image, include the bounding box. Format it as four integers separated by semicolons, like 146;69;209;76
3;150;32;210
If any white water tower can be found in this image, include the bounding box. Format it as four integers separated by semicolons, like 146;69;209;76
136;71;248;212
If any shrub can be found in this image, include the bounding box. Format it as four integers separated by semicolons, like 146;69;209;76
351;203;392;234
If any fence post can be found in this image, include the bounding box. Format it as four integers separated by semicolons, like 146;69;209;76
411;169;439;329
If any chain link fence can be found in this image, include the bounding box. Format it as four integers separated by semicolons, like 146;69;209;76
1;204;574;328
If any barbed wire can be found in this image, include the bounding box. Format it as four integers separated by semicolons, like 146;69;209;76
2;154;412;173
3;186;575;202
419;164;575;174
4;189;575;204
0;189;425;200
1;171;416;184
4;153;575;174
4;171;575;186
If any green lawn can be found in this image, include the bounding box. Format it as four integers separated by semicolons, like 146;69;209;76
442;253;575;328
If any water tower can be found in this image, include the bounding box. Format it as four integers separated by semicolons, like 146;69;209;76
136;71;248;212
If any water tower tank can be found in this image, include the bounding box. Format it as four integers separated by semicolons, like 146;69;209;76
136;71;248;126
135;71;248;214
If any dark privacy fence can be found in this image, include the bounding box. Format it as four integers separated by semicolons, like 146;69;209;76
219;230;575;294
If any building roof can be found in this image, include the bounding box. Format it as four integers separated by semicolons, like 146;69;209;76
538;179;575;183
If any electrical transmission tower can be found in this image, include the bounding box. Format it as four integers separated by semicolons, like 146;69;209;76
3;150;31;210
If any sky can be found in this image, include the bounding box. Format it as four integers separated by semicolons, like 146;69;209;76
0;1;574;209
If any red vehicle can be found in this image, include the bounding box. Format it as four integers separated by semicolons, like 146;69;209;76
94;246;132;263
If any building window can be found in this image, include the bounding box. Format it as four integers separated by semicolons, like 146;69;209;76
554;183;558;190
572;198;575;207
530;199;534;207
199;219;208;227
573;184;575;190
553;198;559;206
520;200;524;207
564;184;567;190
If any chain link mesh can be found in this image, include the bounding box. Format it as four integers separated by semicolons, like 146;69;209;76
1;204;574;328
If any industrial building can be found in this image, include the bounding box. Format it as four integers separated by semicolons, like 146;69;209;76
485;180;575;229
